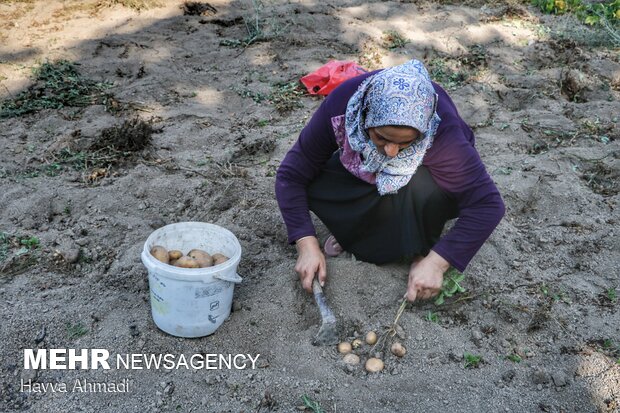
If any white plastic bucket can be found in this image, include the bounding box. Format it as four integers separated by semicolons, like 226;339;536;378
140;222;242;338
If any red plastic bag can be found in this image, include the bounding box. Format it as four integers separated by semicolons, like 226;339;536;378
300;60;367;96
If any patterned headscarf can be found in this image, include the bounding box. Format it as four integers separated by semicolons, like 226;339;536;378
345;59;441;195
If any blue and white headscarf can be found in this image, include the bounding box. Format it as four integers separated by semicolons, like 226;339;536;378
345;59;441;195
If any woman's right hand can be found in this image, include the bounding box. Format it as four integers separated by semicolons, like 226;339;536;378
295;236;327;293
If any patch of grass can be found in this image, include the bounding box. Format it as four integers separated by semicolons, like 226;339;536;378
425;311;440;323
358;38;383;70
580;161;619;196
66;322;88;339
382;30;410;50
426;45;488;90
265;163;277;177
3;118;156;183
52;117;154;173
461;44;489;69
531;0;619;26
539;282;571;303
301;395;325;413
232;81;305;113
93;117;153;152
607;288;618;303
525;117;617;154
55;148;92;171
435;268;466;305
95;0;162;11
19;236;39;250
219;0;287;48
506;353;522;363
527;140;550;155
230;86;268;103
427;58;467;90
78;251;92;264
0;232;40;275
44;162;62;177
533;1;620;47
269;81;304;114
580;118;618;143
464;352;482;368
588;338;620;361
0;60;114;118
0;232;9;263
19;169;41;179
603;339;615;349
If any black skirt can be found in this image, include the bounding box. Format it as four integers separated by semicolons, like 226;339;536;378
307;152;458;264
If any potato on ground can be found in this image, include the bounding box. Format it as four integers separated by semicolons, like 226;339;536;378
343;353;360;365
391;342;407;357
365;357;384;373
337;342;352;354
365;331;377;345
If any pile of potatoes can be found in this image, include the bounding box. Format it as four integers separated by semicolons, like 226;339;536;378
150;245;229;268
337;330;407;373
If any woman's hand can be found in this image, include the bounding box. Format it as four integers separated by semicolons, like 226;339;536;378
406;251;450;302
295;236;327;293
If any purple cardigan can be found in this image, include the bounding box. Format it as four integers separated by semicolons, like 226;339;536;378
275;71;505;272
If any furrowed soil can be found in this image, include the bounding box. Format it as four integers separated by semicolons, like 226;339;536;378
0;1;618;412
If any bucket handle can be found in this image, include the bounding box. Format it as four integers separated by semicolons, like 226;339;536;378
212;272;243;284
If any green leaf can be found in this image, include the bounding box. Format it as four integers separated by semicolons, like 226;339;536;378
584;15;599;24
434;294;445;306
464;352;482;368
426;311;439;323
506;354;522;363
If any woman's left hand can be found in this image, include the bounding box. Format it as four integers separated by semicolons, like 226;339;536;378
406;251;450;302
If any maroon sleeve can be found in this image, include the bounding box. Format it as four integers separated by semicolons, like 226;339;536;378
424;123;505;272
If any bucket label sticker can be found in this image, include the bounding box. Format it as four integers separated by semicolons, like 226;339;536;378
194;284;224;299
150;290;170;315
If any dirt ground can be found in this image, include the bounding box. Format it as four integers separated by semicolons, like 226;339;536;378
1;0;619;412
